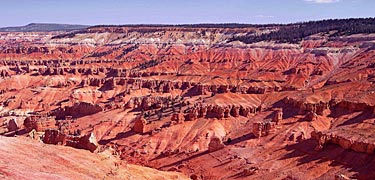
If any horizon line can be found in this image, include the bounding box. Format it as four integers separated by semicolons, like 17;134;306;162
1;16;374;29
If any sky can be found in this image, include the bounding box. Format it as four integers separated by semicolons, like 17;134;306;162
0;0;374;27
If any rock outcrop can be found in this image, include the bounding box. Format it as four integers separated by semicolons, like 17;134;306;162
253;121;277;138
283;97;330;115
43;129;66;144
1;22;375;180
43;129;98;152
171;113;185;124
311;129;375;154
133;117;147;134
208;136;225;152
52;102;103;119
187;104;259;120
272;109;283;124
305;111;318;121
335;174;351;180
23;116;56;132
7;119;19;132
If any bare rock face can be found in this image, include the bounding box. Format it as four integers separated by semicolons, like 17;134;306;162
305;111;318;121
197;84;209;95
23;116;56;132
311;130;375;154
7;119;19;132
43;129;98;152
253;121;277;138
125;98;136;109
208;136;225;152
288;131;306;142
3;24;375;180
101;78;116;90
190;174;200;180
272;109;283;124
187;104;258;120
171;113;184;124
73;132;99;153
126;96;176;111
43;129;66;145
185;108;199;121
133;117;147;134
196;84;270;95
335;174;351;180
52;102;103;119
230;106;240;117
140;96;164;111
283;97;330;115
242;166;259;176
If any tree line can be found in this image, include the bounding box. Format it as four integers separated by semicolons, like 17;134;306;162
230;18;375;44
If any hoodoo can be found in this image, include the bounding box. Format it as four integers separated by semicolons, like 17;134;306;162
1;17;375;180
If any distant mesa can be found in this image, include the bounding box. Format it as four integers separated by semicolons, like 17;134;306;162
0;23;89;32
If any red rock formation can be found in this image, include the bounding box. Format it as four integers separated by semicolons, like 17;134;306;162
1;24;375;180
335;174;351;180
283;97;330;115
133;117;147;134
43;129;66;145
208;136;225;152
311;129;375;154
69;132;99;153
305;111;318;121
185;108;199;121
242;167;259;176
43;129;98;152
171;113;185;124
52;102;103;119
7;119;19;132
187;104;258;120
253;121;277;138
272;109;283;124
23;116;56;132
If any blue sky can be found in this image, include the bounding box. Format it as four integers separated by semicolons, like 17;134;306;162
0;0;374;27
